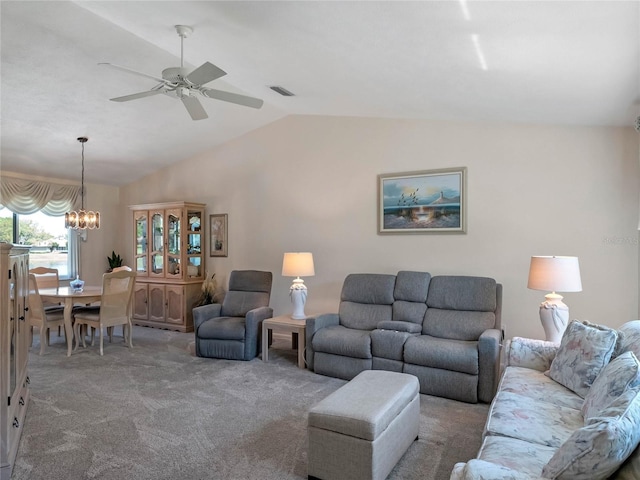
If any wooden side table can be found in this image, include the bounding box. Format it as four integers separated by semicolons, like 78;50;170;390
262;315;307;368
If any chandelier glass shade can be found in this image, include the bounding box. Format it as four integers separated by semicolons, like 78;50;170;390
65;137;100;230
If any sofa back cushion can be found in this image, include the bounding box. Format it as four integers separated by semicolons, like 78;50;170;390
548;320;618;399
392;271;430;324
619;320;640;359
422;276;497;340
339;273;395;330
582;351;640;421
221;270;273;317
543;387;640;480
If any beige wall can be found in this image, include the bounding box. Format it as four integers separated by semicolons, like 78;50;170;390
78;182;121;284
118;115;639;340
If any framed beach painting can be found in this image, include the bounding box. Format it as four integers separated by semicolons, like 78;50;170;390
378;167;467;234
209;214;228;257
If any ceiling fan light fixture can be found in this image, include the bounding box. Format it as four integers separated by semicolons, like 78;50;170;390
65;137;100;230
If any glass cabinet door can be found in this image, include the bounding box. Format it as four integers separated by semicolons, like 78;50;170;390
134;211;148;275
150;211;164;276
166;209;181;278
186;209;203;279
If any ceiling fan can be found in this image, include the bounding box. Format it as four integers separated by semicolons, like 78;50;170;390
100;25;263;121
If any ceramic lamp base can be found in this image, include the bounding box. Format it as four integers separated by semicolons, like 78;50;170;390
539;293;569;343
290;278;308;320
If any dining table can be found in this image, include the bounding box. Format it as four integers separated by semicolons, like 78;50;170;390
38;286;102;356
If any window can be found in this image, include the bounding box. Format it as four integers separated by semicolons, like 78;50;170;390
0;210;76;279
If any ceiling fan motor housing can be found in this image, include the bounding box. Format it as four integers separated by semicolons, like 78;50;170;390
162;67;190;83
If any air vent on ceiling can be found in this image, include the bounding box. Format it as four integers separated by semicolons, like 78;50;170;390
269;86;295;97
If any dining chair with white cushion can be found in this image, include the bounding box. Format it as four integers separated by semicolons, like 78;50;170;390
73;270;136;355
28;273;66;355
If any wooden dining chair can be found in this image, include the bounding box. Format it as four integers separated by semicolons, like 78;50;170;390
29;266;65;334
82;265;133;343
28;274;66;355
73;270;136;355
29;267;63;308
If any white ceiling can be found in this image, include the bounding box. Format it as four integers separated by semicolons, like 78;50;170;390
1;1;638;187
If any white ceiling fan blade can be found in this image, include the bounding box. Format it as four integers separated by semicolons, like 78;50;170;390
186;62;226;86
181;95;208;121
109;89;165;102
201;88;264;109
99;63;167;84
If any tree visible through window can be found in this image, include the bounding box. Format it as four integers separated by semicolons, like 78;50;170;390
0;210;73;278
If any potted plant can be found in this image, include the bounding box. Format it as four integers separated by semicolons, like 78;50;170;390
195;271;218;306
107;251;123;272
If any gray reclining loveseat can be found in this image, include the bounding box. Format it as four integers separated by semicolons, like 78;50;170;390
305;271;502;403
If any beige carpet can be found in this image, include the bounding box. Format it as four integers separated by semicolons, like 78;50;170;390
11;327;488;480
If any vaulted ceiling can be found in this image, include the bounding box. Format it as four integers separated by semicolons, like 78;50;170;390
1;1;638;186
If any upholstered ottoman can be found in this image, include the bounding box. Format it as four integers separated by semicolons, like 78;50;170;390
307;370;420;480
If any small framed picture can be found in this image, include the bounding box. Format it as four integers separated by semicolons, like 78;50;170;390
209;214;228;257
378;167;467;234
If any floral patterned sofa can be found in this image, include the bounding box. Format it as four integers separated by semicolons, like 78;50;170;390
450;319;640;480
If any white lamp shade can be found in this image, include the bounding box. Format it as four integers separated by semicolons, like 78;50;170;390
282;252;315;277
527;256;582;293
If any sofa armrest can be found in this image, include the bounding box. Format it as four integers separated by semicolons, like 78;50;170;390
192;303;222;332
506;336;558;371
454;459;544;480
478;328;501;403
305;313;340;370
245;306;274;331
244;306;274;359
377;320;422;334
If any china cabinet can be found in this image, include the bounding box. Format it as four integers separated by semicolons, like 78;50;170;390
130;202;205;332
0;243;29;480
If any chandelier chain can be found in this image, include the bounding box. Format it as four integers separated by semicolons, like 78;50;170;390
80;140;85;210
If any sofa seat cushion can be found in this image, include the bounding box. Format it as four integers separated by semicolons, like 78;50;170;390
197;317;245;340
371;329;412;361
484;391;583;448
499;366;583;410
403;335;478;375
478;434;556;478
312;325;372;359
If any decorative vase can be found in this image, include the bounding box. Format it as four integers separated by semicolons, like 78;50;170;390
70;275;84;292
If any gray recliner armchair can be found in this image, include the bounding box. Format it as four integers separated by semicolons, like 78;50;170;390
193;270;273;360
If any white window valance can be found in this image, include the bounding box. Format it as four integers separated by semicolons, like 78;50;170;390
0;175;80;216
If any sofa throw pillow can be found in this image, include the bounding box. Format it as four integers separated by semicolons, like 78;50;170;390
547;320;618;398
542;387;640;480
581;320;625;358
582;351;640;421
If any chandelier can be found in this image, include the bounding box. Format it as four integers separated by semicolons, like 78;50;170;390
65;137;100;229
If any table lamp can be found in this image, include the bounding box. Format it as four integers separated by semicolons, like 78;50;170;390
527;255;582;343
282;252;315;319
